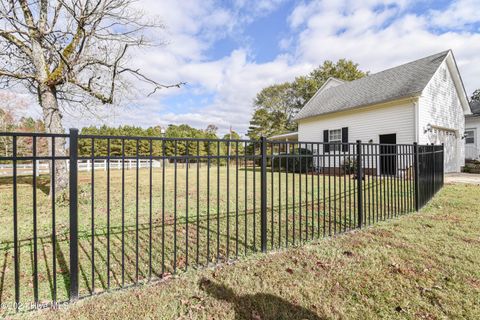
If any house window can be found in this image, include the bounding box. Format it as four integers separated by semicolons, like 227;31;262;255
329;129;342;151
465;130;475;144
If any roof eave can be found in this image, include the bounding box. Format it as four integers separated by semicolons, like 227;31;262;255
444;50;471;114
466;113;480;119
294;94;421;122
269;132;299;140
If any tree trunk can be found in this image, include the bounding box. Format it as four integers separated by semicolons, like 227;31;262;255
38;84;69;195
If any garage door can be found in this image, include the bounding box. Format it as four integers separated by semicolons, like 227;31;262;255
435;129;458;173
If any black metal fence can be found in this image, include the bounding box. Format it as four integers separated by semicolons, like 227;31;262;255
416;144;444;209
0;130;444;313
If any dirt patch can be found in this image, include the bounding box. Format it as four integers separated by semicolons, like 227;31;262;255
445;173;480;185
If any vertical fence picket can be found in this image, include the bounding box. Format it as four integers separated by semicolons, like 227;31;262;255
260;137;267;253
69;129;79;300
414;142;419;211
106;139;111;289
32;136;39;304
356;140;363;228
12;136;19;310
90;138;95;293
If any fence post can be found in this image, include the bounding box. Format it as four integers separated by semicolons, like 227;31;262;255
356;140;363;228
69;128;79;300
260;137;267;253
413;142;419;211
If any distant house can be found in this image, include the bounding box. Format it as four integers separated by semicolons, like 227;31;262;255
278;50;470;173
465;101;480;160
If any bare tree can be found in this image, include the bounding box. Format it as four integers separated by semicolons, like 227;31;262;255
0;0;182;192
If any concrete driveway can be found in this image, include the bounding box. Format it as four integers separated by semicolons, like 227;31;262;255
445;173;480;185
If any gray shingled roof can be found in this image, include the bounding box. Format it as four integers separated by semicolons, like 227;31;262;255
294;51;450;121
470;100;480;114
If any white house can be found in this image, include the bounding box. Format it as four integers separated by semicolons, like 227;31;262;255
465;101;480;160
289;50;471;173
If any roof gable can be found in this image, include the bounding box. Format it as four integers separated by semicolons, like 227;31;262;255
295;51;450;121
442;51;471;114
319;77;345;91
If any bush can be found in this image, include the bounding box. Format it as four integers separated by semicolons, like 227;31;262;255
342;157;356;174
287;148;313;173
271;153;288;169
258;148;313;173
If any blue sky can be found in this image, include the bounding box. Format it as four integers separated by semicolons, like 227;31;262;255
22;0;480;135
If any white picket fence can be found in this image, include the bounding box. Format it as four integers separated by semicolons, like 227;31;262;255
0;159;162;177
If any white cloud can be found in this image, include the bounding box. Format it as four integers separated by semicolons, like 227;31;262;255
88;49;311;135
4;0;480;136
61;0;304;135
289;0;480;95
430;0;480;28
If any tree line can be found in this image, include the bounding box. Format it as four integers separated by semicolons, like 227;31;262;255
0;106;246;161
78;124;244;160
0;108;48;158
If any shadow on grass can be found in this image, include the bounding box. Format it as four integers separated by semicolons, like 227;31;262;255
0;244;9;306
0;174;51;195
0;179;397;307
200;277;323;320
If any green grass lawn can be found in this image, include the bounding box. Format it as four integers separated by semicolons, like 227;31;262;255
0;164;414;316
7;182;478;319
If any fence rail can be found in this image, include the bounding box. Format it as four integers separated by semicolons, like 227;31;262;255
0;159;164;177
0;130;444;314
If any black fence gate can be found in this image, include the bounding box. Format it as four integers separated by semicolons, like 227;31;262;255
0;130;444;314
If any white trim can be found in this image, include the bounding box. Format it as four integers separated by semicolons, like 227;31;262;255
445;51;471;114
418;50;470;114
269;132;298;140
299;77;346;117
414;100;419;142
297;96;417;124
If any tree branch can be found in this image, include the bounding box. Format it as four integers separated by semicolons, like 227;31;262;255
0;30;32;56
119;67;185;96
38;0;48;31
0;70;36;80
1;0;182;116
68;78;113;104
18;0;36;29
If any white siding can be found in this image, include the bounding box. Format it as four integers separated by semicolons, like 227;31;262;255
418;59;466;172
297;102;415;170
465;116;480;160
298;102;415;144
